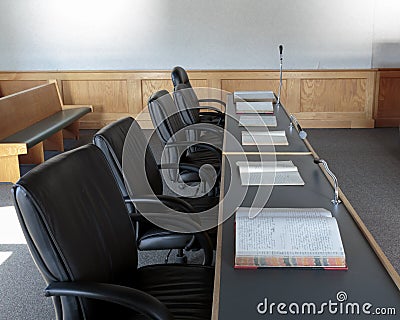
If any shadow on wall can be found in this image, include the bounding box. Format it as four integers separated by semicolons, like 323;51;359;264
372;42;400;68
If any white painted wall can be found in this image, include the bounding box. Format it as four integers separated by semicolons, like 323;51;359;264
0;0;398;70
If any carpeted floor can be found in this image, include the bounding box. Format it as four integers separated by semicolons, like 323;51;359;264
306;128;400;275
0;127;399;319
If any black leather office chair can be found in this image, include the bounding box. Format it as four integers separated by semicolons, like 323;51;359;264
12;144;215;320
171;66;225;127
147;90;223;181
94;117;219;254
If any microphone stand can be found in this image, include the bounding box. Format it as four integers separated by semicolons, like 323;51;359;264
277;45;283;107
314;158;341;205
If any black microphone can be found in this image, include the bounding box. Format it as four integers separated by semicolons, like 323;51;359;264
277;45;284;106
296;122;307;140
289;114;307;140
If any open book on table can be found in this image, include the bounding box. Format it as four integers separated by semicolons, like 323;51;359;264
235;207;347;269
235;101;274;114
234;91;276;103
242;130;289;146
236;160;305;185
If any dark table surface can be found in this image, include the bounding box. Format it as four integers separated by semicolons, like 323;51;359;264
223;95;310;154
214;154;400;319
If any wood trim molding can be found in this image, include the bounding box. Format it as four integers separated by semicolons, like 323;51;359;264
1;69;399;129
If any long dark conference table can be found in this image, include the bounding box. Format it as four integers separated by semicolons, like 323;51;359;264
211;94;400;319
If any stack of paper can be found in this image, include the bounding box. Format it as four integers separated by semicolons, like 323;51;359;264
236;160;305;186
236;101;274;114
242;130;288;146
234;91;276;102
238;115;277;127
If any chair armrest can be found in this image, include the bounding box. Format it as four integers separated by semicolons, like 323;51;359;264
124;196;214;265
45;281;173;320
165;141;222;155
158;162;200;174
188;105;224;114
126;194;196;213
137;211;214;265
158;162;219;192
198;98;226;109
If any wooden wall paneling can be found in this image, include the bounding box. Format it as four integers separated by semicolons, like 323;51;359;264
300;79;367;112
127;79;143;115
62;80;129;128
373;71;381;120
79;112;133;129
62;80;129;112
285;78;301;114
375;71;400;127
364;71;376;121
0;69;394;129
299;74;375;128
141;79;173;108
205;79;223;106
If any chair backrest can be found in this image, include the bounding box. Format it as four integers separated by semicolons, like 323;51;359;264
12;144;138;319
171;67;202;126
93;116;163;197
148;90;186;145
173;83;201;125
171;66;191;88
148;90;202;180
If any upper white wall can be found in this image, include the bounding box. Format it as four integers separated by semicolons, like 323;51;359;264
0;0;398;70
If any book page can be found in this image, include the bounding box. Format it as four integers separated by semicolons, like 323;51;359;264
238;115;277;127
235;214;345;258
236;101;274;113
236;207;332;219
242;130;288;145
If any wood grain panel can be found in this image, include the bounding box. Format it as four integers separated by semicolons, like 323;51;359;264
141;79;207;108
141;80;174;108
374;70;400;127
62;80;128;113
0;69;384;129
377;77;400;117
127;79;143;115
0;80;47;97
300;79;366;113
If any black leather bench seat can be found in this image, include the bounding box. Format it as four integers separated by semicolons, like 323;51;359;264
0;107;91;148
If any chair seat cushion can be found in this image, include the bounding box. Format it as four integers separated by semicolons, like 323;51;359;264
183;195;220;213
137;227;194;251
137;264;214;320
182;150;221;167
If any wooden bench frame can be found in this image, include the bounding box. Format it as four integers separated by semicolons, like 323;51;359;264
0;81;92;183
